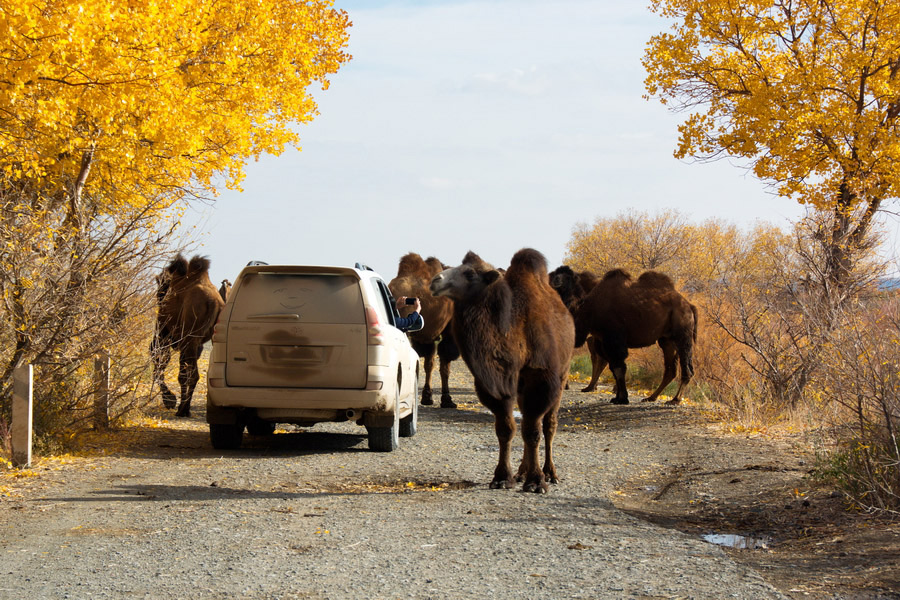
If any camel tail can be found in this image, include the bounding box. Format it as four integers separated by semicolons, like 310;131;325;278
690;303;699;343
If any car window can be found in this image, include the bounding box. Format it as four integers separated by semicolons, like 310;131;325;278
368;278;398;327
230;273;364;324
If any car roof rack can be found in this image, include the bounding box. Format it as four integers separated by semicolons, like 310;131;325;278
354;262;375;271
246;260;269;266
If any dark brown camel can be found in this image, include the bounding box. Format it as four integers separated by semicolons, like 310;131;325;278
151;254;224;417
218;279;232;303
549;265;604;392
573;268;698;405
430;249;575;493
388;253;460;408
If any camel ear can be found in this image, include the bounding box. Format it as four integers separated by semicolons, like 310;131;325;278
483;270;501;285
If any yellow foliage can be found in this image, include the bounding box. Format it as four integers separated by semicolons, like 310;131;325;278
644;0;900;213
0;0;352;213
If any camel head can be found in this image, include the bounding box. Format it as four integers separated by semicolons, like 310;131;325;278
430;264;503;301
549;265;578;296
430;251;501;302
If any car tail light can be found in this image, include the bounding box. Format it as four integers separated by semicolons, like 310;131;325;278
364;305;384;345
211;314;225;343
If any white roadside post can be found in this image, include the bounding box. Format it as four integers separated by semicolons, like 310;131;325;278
12;363;33;468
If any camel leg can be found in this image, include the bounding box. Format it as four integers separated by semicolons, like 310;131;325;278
516;371;561;493
437;358;456;408
541;387;562;484
601;335;630;405
517;411;545;493
582;338;608;393
437;334;459;408
666;339;695;406
412;341;436;405
643;339;677;402
150;334;177;409
175;343;202;418
481;388;516;489
421;350;436;406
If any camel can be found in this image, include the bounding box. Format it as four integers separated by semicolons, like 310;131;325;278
549;265;604;392
430;249;575;493
573;268;698;406
151;254;225;417
218;279;232;303
388;253;460;408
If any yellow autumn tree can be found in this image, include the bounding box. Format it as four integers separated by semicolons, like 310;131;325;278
0;0;351;437
643;0;900;291
1;0;351;220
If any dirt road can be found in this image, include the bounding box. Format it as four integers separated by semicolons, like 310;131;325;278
1;366;897;599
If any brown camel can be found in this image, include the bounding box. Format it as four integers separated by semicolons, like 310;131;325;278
388;253;460;408
218;279;232;303
151;254;225;417
430;249;575;493
549;265;604;392
573;268;698;406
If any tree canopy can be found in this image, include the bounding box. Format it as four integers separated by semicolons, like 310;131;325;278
643;0;900;286
0;0;352;221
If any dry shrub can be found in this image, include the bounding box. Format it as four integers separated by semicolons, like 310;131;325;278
0;196;184;452
813;293;900;513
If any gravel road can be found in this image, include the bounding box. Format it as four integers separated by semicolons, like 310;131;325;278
1;365;794;600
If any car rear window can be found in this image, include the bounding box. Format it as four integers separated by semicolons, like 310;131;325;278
230;272;364;324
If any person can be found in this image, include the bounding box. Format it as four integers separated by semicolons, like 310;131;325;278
393;296;425;332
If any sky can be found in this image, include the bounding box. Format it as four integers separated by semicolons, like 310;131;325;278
180;0;815;286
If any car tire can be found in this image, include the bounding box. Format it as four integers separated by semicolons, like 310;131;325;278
367;386;400;452
209;423;245;450
399;374;418;438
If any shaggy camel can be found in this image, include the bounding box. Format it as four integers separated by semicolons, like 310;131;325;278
218;279;232;303
388;253;460;408
573;268;697;405
152;255;224;417
549;265;604;392
430;249;574;493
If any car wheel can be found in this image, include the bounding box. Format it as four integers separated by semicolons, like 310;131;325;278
367;385;400;452
209;423;245;450
399;373;418;438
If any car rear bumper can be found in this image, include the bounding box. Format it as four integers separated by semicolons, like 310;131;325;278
206;361;396;412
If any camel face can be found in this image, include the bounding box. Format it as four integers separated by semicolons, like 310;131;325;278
430;265;500;301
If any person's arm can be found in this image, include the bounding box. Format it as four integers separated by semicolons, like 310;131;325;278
394;296;424;332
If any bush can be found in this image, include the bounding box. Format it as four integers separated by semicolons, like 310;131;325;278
813;294;900;513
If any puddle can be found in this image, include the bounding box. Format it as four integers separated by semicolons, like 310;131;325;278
702;533;770;550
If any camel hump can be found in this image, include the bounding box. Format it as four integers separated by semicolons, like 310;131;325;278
187;255;212;277
396;252;425;276
167;254;190;277
636;270;675;289
601;268;632;283
424;256;445;275
507;248;548;278
577;270;599;292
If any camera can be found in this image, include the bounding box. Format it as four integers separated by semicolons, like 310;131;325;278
405;297;418;305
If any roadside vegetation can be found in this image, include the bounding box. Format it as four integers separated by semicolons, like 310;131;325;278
0;1;351;459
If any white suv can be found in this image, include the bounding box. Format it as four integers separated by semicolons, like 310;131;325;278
206;262;420;452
